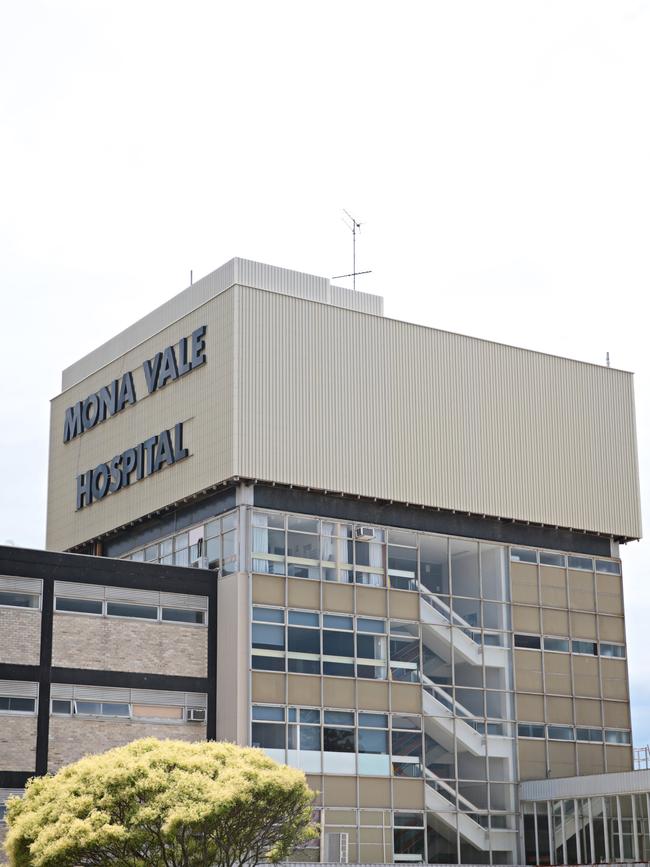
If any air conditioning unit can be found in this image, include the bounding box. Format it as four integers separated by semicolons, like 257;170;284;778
355;526;376;541
325;832;349;864
186;707;206;722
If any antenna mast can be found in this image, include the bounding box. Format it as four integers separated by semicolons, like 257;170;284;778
332;209;372;291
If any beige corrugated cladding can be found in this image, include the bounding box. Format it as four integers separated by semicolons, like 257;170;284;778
47;283;642;551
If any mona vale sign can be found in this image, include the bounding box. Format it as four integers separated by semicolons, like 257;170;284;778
64;326;206;510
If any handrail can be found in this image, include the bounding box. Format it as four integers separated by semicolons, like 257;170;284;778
422;676;474;719
424;767;483;815
419;586;481;643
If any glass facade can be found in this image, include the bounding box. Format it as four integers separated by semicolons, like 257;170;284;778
522;794;650;864
117;502;630;864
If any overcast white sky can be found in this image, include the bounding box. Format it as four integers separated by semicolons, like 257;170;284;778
2;0;650;743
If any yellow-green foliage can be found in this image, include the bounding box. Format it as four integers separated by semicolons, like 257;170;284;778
4;739;317;867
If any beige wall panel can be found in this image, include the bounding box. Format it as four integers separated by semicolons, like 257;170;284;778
545;674;572;696
355;588;387;617
513;605;541;633
252;574;285;606
323;776;357;807
251;672;285;704
52;615;207;677
603;701;631;728
288;675;320;706
516;693;545;721
547;697;573;724
575;699;602;726
390;683;421;713
360;845;388;865
0;609;41;665
388;590;419;621
306;775;323;804
359;778;391;808
393;778;424;809
218;572;249;744
357;680;390;711
577;743;605;775
572;657;600;698
605;745;633;773
511;564;539;605
48;717;204;771
542;608;569;635
236;288;641;539
601;659;629;701
323;583;354;613
547;742;576;778
515;650;543;692
324;809;357;824
540;568;568;608
0;716;37;771
518;740;547;781
47;289;236;551
598;615;625;642
597;575;624;615
323;677;355;708
570;611;597;639
287;578;320;610
568;571;595;611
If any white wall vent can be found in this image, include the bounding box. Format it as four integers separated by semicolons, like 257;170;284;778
325;832;349;863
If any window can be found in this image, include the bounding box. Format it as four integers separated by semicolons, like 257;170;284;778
543;637;570;652
518;724;545;739
572;640;598;655
600;642;625;658
0;590;39;609
547;725;574;741
56;597;103;615
0;696;36;713
393;813;425;861
596;559;621;575
51;699;72;714
324;711;355;752
160;607;205;624
540;551;566;567
106;602;158;620
515;634;541;650
605;729;631;745
389;621;420;682
576;727;603;742
568;555;593;571
75;701;130;717
511;548;537;564
252;705;286;749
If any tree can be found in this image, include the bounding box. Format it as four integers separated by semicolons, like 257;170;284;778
4;738;317;867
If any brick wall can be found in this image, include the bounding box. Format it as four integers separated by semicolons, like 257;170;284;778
52;614;207;677
47;716;207;771
0;716;37;773
0;609;40;665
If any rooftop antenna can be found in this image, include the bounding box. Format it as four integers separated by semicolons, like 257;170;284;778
190;270;193;286
606;351;610;368
332;209;372;291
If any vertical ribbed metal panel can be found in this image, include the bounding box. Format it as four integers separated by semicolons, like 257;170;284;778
234;259;330;303
236;287;641;539
330;283;384;316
